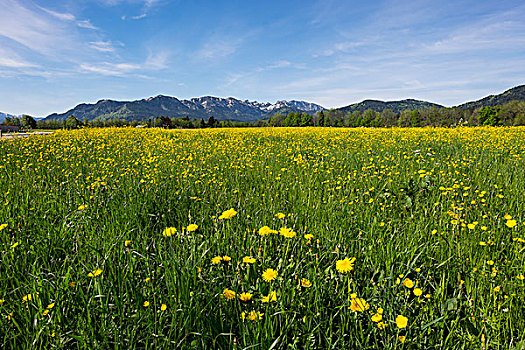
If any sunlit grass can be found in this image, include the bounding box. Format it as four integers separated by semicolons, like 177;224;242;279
1;126;524;349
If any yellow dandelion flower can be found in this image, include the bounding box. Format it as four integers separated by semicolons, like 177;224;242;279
47;303;55;309
161;304;167;311
211;256;223;264
258;226;274;236
506;220;517;228
377;307;384;314
187;224;198;232
22;292;39;302
239;292;253;302
0;224;7;231
262;291;278;303
517;275;524;280
143;301;150;307
486;260;494;266
350;297;369;312
222;255;231;262
300;278;312;288
42;310;49;316
242;256;256;264
88;268;103;277
304;234;314;241
10;242;19;249
413;288;423;296
222;288;236;300
124;240;131;246
377;322;386;329
279;227;296;238
396;315;408;329
162;227;177;237
275;213;286;219
78;204;87;211
219;208;237;220
247;310;263;320
504;214;512;220
336;257;356;273
262;268;278;282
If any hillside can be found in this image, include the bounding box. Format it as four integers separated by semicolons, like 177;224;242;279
338;99;443;114
44;96;325;122
456;85;525;110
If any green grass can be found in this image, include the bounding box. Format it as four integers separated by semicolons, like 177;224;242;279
0;126;524;349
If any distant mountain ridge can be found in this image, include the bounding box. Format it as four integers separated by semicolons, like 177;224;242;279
457;85;525;110
44;96;325;122
337;99;443;114
37;84;525;122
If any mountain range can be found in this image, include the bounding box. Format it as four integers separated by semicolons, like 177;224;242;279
2;85;523;123
44;96;324;122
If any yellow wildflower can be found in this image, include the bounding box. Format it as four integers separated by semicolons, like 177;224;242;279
396;315;408;329
211;256;223;264
336;257;356;273
300;278;312;288
187;224;198;232
350;297;369;312
162;227;177;237
219;208;237;220
262;291;278;303
242;256;256;264
222;288;236;300
403;278;414;288
262;268;278;282
279;227;296;238
88;268;103;277
238;292;253;302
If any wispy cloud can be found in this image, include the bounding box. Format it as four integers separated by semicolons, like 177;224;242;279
79;49;170;76
80;62;141;76
89;41;119;53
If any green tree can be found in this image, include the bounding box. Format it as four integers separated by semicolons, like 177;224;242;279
20;115;37;129
410;110;421;127
477;106;501;126
65;115;82;129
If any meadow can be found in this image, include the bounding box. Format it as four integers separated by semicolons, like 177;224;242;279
1;126;524;349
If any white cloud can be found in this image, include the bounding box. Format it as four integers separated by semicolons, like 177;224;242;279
89;41;118;52
38;7;76;21
80;62;140;76
197;39;240;60
77;20;98;30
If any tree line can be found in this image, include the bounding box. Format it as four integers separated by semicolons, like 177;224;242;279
3;100;525;130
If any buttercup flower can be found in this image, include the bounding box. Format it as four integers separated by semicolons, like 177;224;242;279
396;315;408;329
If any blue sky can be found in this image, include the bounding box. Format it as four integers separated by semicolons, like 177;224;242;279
1;0;524;116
